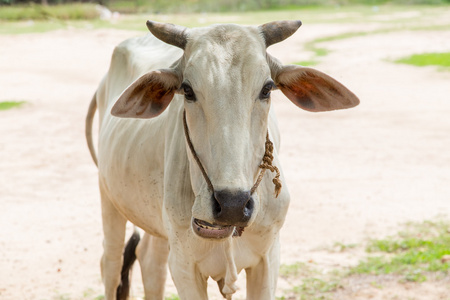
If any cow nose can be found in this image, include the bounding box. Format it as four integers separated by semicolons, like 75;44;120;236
213;190;254;227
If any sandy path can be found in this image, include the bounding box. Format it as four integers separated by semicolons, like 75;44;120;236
1;18;449;299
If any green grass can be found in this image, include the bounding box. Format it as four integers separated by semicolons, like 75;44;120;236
351;220;450;282
332;242;358;252
395;52;450;69
293;60;320;66
280;261;313;277
82;0;450;14
94;0;450;14
0;4;100;21
279;262;344;299
278;220;450;299
1;4;450;35
0;101;25;110
305;45;329;57
293;277;342;299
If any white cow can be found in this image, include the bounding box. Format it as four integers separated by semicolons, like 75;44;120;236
85;20;359;300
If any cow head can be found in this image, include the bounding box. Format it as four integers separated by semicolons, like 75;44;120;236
111;20;359;239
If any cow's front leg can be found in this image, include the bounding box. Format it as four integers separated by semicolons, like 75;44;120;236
100;187;127;300
168;248;208;300
136;233;169;300
246;238;280;300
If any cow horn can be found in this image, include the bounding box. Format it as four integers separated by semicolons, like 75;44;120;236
259;20;302;48
146;20;189;50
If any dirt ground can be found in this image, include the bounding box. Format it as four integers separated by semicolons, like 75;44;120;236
1;11;450;300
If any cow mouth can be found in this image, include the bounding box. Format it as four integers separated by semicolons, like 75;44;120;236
192;218;235;239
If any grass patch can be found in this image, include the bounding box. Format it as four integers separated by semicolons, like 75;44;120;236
0;20;65;34
314;31;372;44
279;262;344;299
311;47;329;57
0;3;100;21
351;220;450;282
302;30;390;63
280;261;313;278
293;276;343;298
2;5;450;35
0;101;25;110
92;1;450;14
278;220;450;299
293;60;319;66
332;242;358;252
395;52;450;69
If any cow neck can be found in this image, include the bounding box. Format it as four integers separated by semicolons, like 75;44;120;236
182;109;282;198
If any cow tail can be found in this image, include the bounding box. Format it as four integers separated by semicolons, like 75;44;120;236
85;92;98;166
116;229;141;300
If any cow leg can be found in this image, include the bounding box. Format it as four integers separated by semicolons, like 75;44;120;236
168;250;208;300
136;233;169;300
246;238;280;300
100;188;127;300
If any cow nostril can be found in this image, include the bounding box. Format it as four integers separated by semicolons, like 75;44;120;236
244;198;253;212
212;195;222;216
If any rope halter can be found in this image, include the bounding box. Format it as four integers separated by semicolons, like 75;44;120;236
182;110;282;198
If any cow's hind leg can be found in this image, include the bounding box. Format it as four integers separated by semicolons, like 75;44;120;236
136;233;169;300
100;186;127;300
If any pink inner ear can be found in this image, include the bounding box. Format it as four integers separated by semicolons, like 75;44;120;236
138;81;175;116
279;83;316;111
280;74;342;111
277;67;360;112
112;70;180;119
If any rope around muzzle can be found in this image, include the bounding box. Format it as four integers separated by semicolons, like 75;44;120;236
182;110;282;198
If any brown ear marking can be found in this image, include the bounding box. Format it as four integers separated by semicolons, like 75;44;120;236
276;67;359;112
278;82;316;110
111;70;180;119
128;81;175;117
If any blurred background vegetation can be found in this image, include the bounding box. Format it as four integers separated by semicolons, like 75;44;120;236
0;0;449;22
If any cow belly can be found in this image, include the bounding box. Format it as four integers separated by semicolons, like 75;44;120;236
98;117;168;238
100;168;167;238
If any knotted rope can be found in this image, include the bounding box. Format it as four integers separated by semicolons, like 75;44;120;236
250;133;282;197
183;110;282;198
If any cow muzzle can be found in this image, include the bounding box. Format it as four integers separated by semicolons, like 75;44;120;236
192;190;253;239
213;190;253;226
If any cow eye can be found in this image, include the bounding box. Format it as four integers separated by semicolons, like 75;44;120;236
259;81;274;100
181;83;196;102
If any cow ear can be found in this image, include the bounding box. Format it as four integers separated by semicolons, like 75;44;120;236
111;69;181;119
275;65;359;112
